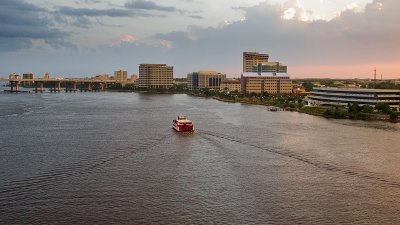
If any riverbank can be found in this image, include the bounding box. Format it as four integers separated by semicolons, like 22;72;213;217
193;93;398;123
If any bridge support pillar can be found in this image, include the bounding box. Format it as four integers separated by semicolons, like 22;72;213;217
10;81;20;93
34;82;44;93
73;82;77;92
54;82;61;92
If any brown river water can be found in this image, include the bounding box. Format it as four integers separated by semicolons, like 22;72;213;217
1;90;400;224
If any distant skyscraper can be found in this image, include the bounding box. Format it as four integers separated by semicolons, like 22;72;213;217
187;70;226;90
44;72;50;79
139;64;173;89
114;70;128;81
243;52;269;72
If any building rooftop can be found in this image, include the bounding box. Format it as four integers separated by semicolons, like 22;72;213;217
242;72;289;77
314;87;400;93
221;79;240;83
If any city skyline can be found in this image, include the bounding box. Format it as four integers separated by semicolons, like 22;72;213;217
1;0;399;79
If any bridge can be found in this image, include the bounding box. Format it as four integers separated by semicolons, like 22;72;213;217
1;78;136;93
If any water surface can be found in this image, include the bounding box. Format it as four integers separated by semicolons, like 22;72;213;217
1;89;400;224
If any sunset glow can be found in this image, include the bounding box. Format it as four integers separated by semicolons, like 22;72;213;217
0;0;398;79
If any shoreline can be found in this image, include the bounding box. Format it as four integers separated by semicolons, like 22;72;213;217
206;95;397;123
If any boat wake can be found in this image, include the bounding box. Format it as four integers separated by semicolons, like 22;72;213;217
197;129;400;189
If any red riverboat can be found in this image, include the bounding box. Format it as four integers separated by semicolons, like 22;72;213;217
173;115;195;132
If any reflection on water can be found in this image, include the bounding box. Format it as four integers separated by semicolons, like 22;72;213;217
1;91;400;224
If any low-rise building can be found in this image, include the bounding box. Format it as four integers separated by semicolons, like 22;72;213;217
292;84;307;94
220;79;241;92
308;87;400;109
187;70;226;90
130;74;138;82
241;72;293;95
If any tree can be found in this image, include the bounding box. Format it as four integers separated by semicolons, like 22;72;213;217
303;81;314;92
324;108;334;117
375;103;392;114
390;112;398;123
348;103;361;113
361;105;374;114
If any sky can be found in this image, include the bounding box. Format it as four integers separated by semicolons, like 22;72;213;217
0;0;399;79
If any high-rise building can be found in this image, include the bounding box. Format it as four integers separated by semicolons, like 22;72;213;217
241;52;292;95
243;52;269;73
44;72;50;79
114;70;128;81
187;70;226;90
139;64;173;89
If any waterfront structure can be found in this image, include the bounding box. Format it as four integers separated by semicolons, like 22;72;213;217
139;64;173;89
220;79;241;92
308;88;400;109
9;73;20;80
22;73;35;87
7;76;136;93
243;52;269;73
187;70;226;90
241;72;293;94
114;70;128;81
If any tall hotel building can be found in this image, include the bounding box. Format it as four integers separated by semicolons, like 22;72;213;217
243;52;269;72
241;52;292;95
187;70;226;90
139;64;173;89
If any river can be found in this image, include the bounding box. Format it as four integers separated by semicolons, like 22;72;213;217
1;88;400;224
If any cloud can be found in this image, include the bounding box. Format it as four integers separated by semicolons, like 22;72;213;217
189;15;203;19
110;34;140;47
0;0;72;51
137;0;400;75
160;40;173;49
125;0;180;12
121;34;139;43
57;6;153;17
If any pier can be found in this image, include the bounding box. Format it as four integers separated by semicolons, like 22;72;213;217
0;78;135;93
